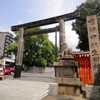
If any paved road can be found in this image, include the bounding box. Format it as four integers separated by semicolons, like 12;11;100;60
1;70;87;100
0;79;50;100
6;71;55;82
0;70;55;100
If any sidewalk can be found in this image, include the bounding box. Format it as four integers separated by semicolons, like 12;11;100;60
1;72;87;100
0;80;49;100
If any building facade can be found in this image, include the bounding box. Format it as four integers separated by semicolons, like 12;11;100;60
0;32;13;58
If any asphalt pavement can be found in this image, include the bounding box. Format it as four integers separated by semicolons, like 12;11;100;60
0;68;87;100
0;69;55;100
6;71;55;82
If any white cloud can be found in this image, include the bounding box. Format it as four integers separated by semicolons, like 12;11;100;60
65;25;79;51
29;0;81;19
29;0;67;19
43;0;63;17
48;25;79;51
48;32;59;47
16;21;23;25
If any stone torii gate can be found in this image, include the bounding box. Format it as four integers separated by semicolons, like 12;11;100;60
11;12;79;78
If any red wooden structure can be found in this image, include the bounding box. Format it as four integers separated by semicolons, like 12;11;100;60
72;54;93;86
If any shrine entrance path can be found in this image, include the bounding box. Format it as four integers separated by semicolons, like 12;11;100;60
42;94;87;100
2;68;87;100
0;79;49;100
6;67;55;83
0;68;54;100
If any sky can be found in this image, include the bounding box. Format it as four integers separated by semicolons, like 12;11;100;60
0;0;86;51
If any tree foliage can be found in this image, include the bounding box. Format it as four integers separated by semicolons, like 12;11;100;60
72;0;100;51
7;27;59;67
86;0;100;3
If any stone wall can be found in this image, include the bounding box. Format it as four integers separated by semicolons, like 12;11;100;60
45;67;54;73
24;66;45;73
86;85;100;100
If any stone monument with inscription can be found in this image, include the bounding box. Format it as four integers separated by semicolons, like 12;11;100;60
86;15;100;100
53;19;80;95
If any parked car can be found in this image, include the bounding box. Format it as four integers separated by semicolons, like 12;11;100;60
4;64;15;75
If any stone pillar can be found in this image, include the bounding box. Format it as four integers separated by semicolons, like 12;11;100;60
99;34;100;50
14;28;24;78
59;19;66;53
87;15;100;84
53;19;80;96
86;15;100;100
55;26;57;61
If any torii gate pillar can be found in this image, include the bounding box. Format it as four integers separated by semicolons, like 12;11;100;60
14;28;24;78
59;19;66;52
54;19;80;95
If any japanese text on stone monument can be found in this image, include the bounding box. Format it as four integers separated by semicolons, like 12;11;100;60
87;15;100;81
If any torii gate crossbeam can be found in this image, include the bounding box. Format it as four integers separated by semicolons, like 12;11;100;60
11;12;79;78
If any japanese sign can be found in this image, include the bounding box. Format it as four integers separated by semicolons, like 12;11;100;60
87;15;100;82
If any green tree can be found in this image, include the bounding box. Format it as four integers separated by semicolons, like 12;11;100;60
7;27;59;68
86;0;100;3
72;0;100;51
6;42;18;56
